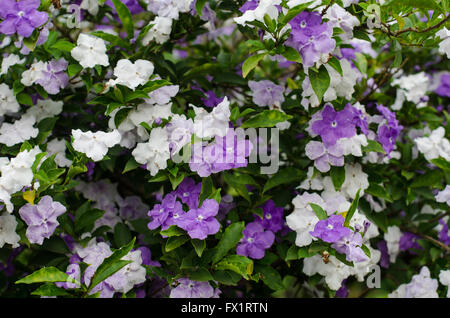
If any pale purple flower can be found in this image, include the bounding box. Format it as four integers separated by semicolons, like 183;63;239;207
399;232;422;252
176;199;220;240
286;11;336;68
18;195;66;245
438;219;450;246
170;278;219;298
309;214;351;243
335;280;348;298
56;263;80;289
175;177;201;209
147;193;184;230
332;231;367;263
136;246;161;267
254;199;284;233
118;196;149;220
201;90;224;108
376;105;403;155
436;185;450;205
105;0;144;15
377;240;390;268
248;80;285;107
436;74;450;97
239;0;259;13
35;58;69;95
311;104;356;146
305;140;344;173
0;0;48;38
236;221;275;259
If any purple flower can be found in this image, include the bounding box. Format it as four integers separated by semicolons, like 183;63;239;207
332;232;367;263
56;263;80;289
311;104;357;146
248;80;285;107
438;219;450;246
0;0;48;38
175;177;201;209
310;214;351;243
305;140;344;173
236;221;275;259
399;232;422;252
348;104;369;135
436;74;450;98
335;280;348;298
254;199;284;233
176;199;220;240
170;278;219;298
35;58;69;95
136;246;161;267
105;0;144;15
118;196;149;220
286;11;336;68
147;193;184;231
376;105;403;155
18;195;67;245
201;90;224;108
377;240;390;268
239;0;259;13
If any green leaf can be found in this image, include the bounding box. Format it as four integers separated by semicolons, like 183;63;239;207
362;140;386;154
223;172;251;202
353;53;368;74
114;223;132;248
241;110;292;128
50;40;75;52
191;239;206;258
309;65;330;103
390;0;443;13
114;107;133;128
328;56;343;76
281;46;302;63
410;170;442;188
344;189;361;227
88;237;136;292
122;157;141;173
212;222;245;264
195;0;207;15
361;244;371;258
31;283;73;296
160;225;186;237
169;172;185;190
215;255;253;280
309;203;327;220
263;167;304;193
17;93;33;106
90;31;130;48
254;265;284;290
111;0;134;38
330;166;346;191
242;53;266;78
280;2;314;25
365;183;393;203
74;209;105;233
199;176;213;207
165;235;189;252
68;64;83;77
189;267;213;281
16;267;79;285
431;158;450;171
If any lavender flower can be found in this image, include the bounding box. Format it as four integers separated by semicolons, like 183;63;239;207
236;221;275;259
376;105;403;155
175;177;201;209
147;193;184;231
254;199;284;233
309;214;351;243
399;232;422;252
305;140;344;173
286;11;336;68
311;104;356;146
248;80;285;107
176;199;220;240
0;0;48;38
35;58;69;95
18;195;67;245
170;278;219;298
332;232;367;263
436;74;450;97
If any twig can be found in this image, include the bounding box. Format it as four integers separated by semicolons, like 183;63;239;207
321;0;336;16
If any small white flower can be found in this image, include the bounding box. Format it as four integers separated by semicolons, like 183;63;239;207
132;127;170;176
0;83;20;116
72;129;121;161
25;98;63;122
391;72;430;110
234;0;281;25
146;85;179;105
71;33;109;69
165;114;194;155
142;17;173;45
192;96;230;138
80;0;99;15
111;250;147;293
0;116;38;147
437;27;450;59
1;54;25;76
0;213;21;248
439;269;450;298
324;4;360;41
107;59;154;90
415;127;450;162
384;225;401;263
341;163;369;199
46;138;73;167
389;267;439;298
337;134;368;157
21;60;47;87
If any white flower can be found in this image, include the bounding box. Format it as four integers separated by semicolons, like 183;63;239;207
0;116;38;147
142;17;173;45
337;134;368;157
146;85;179;105
21;60;47;86
146;0;193;19
234;0;281;26
128;103;173;140
415;127;450;162
0;83;20;116
389;267;439;298
25;98;63;122
287;0;320;9
286;192;324;247
192;97;230;138
1;54;25;76
436;27;450;59
111;250;147;294
46;138;73;167
108;59;154;90
80;0;99;15
165;114;194;155
132;127;170;176
298;166;325;191
439;269;450;298
0;213;20;248
340;163;369;199
435;185;450;206
384;225;401;263
342;0;360;7
0;147;41;212
71;33;109;68
391;72;430;110
72;129;121;161
303;255;352;290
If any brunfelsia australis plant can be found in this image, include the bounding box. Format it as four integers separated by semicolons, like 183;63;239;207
0;0;448;298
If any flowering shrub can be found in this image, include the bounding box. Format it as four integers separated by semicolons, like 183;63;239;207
0;0;449;299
